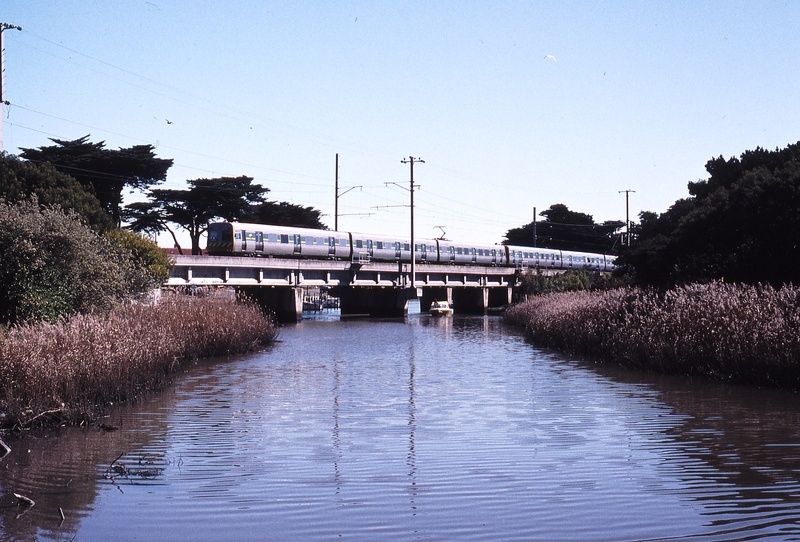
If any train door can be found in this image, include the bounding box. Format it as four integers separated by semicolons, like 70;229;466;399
491;249;497;265
241;230;247;252
448;246;455;263
255;232;264;252
420;244;427;262
328;237;336;257
471;248;477;264
367;239;374;258
395;242;401;260
293;234;301;255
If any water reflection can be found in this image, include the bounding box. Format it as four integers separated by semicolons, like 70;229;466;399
2;313;800;540
407;341;417;515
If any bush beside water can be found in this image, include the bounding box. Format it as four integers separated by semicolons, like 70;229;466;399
505;282;800;388
0;294;277;428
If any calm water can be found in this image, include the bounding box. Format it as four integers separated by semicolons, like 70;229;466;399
2;305;800;541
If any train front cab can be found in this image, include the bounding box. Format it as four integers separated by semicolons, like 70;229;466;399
206;222;234;255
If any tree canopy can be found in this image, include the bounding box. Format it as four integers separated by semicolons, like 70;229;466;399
0;152;112;230
124;176;270;255
19;135;173;227
240;201;326;229
618;141;800;287
503;204;622;253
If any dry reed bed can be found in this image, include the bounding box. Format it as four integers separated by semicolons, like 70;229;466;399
505;282;800;388
0;295;277;427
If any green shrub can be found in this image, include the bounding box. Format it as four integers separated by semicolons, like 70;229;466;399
0;199;139;325
105;228;174;287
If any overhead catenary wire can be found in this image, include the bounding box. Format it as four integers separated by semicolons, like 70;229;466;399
5;28;626;244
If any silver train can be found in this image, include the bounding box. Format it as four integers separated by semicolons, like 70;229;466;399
206;222;617;271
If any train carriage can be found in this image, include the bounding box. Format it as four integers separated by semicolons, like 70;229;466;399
507;246;563;269
207;222;351;259
437;240;506;266
560;250;614;271
348;233;439;263
205;221;617;272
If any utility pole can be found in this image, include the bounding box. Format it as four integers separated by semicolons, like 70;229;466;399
0;23;22;153
335;154;339;230
401;156;424;289
334;153;363;230
532;207;537;248
619;189;635;246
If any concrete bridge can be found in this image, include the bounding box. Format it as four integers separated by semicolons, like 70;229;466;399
166;255;520;320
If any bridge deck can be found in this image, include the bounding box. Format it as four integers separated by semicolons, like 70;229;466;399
167;255;517;288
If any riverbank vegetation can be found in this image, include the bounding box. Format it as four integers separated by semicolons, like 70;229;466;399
505;282;800;389
1;150;290;430
0;294;278;428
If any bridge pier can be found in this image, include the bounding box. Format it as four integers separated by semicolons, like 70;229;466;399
452;288;488;314
337;287;417;318
239;286;303;322
488;286;513;309
451;287;513;314
419;287;453;313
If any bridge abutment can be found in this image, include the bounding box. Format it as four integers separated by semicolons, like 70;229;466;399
239;286;303;322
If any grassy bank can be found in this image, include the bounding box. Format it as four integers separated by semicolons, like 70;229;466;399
0;294;277;428
505;282;800;388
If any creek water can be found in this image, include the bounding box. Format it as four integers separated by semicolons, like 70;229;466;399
2;304;800;541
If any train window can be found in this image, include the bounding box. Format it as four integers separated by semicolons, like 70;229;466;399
235;232;241;240
339;238;347;247
280;234;289;244
303;236;311;245
268;233;277;243
376;241;383;249
355;240;363;249
245;231;256;241
208;230;219;241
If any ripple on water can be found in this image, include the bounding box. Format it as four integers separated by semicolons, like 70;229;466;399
3;314;800;541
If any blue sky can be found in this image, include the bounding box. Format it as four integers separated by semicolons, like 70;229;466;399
2;1;799;248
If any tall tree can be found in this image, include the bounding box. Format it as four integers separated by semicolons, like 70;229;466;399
503;204;622;253
124;176;269;255
240;201;326;229
19;135;173;227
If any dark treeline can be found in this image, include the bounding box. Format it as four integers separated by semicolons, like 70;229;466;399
618;141;800;288
504;203;623;254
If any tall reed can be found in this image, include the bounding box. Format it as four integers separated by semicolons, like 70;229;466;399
505;282;800;388
0;294;277;427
